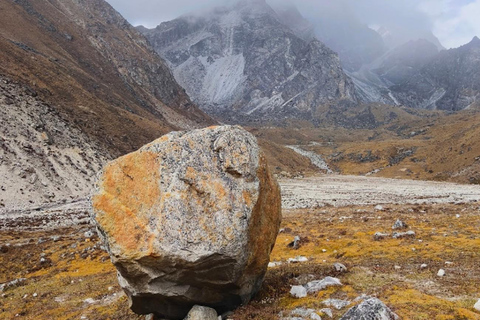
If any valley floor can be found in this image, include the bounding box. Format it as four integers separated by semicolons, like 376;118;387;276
1;175;480;319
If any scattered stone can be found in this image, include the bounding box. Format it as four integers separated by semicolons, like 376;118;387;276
339;298;399;320
288;236;302;249
92;126;282;319
333;263;347;273
374;205;384;211
445;261;454;265
392;230;416;239
37;237;47;244
305;277;342;294
323;299;350;310
33;293;38;297
374;232;390;241
320;308;333;318
268;261;282;268
420;264;428;269
437;269;446;277
310;313;322;320
291;308;316;317
474;299;480;311
290;285;307;298
392;219;408;230
394;265;402;270
288;256;309;263
0;278;27;292
51;236;61;242
84;298;96;304
184;305;218;320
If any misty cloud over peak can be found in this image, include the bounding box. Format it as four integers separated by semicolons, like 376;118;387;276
106;0;480;49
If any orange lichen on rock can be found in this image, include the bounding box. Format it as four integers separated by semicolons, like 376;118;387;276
91;125;281;319
93;150;160;257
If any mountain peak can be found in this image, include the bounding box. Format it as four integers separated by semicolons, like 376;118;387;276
459;36;480;50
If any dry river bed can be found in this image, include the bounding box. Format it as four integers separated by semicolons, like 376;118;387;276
1;175;480;319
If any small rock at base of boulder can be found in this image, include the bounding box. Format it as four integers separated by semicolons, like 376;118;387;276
437;269;446;277
339;298;400;320
184;305;218;320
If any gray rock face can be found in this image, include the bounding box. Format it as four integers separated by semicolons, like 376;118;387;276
391;37;480;111
92;125;282;320
339;298;400;320
138;0;356;122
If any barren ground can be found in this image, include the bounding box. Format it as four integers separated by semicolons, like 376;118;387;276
1;175;480;319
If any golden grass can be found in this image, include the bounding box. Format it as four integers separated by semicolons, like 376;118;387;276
1;203;479;319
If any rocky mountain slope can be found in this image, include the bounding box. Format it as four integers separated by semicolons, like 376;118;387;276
391;37;480;111
138;0;357;122
0;0;214;209
347;39;441;106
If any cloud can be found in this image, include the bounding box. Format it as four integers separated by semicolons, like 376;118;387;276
105;0;480;48
428;0;480;48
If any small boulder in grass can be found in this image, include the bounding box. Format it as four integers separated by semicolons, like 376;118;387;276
339;298;400;320
92;126;282;320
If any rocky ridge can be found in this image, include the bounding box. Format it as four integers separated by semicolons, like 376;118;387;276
391;37;480;111
138;0;357;122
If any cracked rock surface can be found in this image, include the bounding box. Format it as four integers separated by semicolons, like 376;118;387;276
92;125;281;319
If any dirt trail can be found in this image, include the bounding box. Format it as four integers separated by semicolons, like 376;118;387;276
281;175;480;209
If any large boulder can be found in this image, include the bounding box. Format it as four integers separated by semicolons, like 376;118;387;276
92;125;281;319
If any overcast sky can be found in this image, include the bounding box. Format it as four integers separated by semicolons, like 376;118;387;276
106;0;480;48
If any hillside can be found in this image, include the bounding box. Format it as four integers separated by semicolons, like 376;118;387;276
0;0;215;209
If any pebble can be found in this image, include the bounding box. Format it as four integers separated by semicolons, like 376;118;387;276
392;230;416;239
288;256;308;263
437;269;445;277
305;277;342;294
333;263;347;273
394;265;401;270
290;285;307;298
323;298;350;310
375;205;384;211
474;299;480;311
420;264;428;269
373;232;389;241
392;219;408;230
33;293;37;297
268;261;282;268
